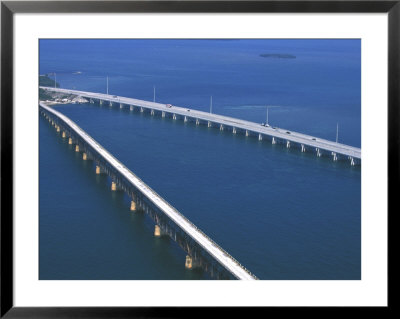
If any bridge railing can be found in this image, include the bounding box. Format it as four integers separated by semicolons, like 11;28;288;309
40;86;361;161
40;102;257;280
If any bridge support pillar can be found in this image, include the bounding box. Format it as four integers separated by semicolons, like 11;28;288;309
99;100;103;106
154;225;162;237
301;144;305;152
185;255;199;269
316;148;321;157
173;114;177;120
109;101;113;107
272;137;276;144
151;110;155;116
162;111;166;118
82;153;87;161
185;255;193;269
220;124;224;131
233;127;236;134
286;141;290;148
95;165;103;174
140;107;144;113
246;130;249;137
208;121;211;128
258;133;262;141
130;200;136;211
196;119;199;125
62;131;66;138
120;103;123;109
332;152;337;161
75;145;79;152
130;105;134;111
68;137;73;145
56;126;60;132
350;157;355;166
184;116;187;122
111;181;118;191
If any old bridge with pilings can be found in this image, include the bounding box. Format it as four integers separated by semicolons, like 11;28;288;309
39;102;257;280
40;86;361;166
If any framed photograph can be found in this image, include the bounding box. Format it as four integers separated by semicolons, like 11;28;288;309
1;0;397;317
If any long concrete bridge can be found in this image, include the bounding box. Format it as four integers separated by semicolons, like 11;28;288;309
39;101;257;280
40;86;361;166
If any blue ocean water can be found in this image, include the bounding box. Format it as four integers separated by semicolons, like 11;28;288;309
39;39;361;279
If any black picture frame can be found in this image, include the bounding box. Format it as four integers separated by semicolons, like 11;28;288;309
1;1;397;317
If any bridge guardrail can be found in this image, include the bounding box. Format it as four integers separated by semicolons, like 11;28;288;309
40;102;258;280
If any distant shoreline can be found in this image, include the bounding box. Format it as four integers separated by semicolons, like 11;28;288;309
260;53;296;59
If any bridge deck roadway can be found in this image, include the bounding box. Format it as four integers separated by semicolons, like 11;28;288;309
40;102;257;280
40;87;361;160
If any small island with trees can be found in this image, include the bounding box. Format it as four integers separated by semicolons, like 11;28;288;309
39;74;87;104
39;74;59;100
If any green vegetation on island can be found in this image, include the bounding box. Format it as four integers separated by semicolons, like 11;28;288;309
38;75;88;104
260;53;296;59
39;74;59;88
39;74;60;100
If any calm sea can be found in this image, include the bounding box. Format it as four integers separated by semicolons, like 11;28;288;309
39;39;361;280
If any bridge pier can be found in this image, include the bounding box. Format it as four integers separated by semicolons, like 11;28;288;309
154;225;163;237
151;110;155;116
99;100;104;106
196;119;199;125
82;152;87;160
286;141;290;148
208;121;212;128
75;145;80;152
332;152;337;161
140;107;144;113
68;137;73;145
258;133;262;141
233;127;236;134
184;116;188;122
56;126;60;132
111;181;120;191
130;105;134;111
220;124;224;131
185;255;194;269
316;148;321;157
120;103;124;109
350;157;355;166
95;165;104;175
130;200;137;211
109;101;113;107
173;114;177;120
246;130;249;137
162;111;166;118
272;137;276;144
301;144;305;152
62;131;66;138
